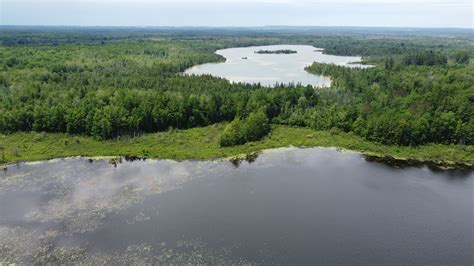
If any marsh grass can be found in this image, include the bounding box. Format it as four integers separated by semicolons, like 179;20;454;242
0;124;472;165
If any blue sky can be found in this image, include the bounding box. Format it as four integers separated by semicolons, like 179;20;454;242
1;0;472;28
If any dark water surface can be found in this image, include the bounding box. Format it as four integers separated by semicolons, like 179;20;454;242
1;148;472;264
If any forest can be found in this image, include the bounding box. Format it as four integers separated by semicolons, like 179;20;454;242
302;61;473;146
0;27;473;151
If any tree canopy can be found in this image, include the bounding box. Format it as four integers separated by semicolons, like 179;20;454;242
220;110;271;147
0;29;472;147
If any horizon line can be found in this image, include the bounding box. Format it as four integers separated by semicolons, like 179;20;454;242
1;25;473;30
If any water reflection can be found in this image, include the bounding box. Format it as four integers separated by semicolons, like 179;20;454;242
0;148;472;264
364;154;473;178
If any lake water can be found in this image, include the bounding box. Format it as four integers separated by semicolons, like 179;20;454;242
1;148;472;264
184;45;370;87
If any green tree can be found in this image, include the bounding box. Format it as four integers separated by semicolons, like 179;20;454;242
220;118;245;147
352;116;367;137
220;110;271;147
91;109;113;140
243;110;270;142
452;51;470;65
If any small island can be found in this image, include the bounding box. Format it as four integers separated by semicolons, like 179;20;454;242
254;49;297;54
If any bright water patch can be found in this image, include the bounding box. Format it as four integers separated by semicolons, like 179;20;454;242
185;45;371;87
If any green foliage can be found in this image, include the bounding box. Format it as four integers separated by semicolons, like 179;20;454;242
0;145;5;164
0;37;320;140
305;62;474;146
452;50;470;65
220;110;271;147
244;110;271;142
1;125;472;165
0;28;473;151
402;50;447;66
220;118;245;147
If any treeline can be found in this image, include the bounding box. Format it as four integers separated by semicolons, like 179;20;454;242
402;50;447;66
0;77;317;140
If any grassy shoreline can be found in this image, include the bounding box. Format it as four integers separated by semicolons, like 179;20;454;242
1;124;473;168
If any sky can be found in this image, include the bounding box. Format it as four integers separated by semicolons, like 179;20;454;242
1;0;473;28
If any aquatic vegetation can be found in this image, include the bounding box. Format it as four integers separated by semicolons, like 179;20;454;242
1;231;251;265
228;151;260;167
0;156;253;264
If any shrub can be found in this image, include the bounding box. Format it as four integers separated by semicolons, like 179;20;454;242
220;110;271;147
220;118;245;147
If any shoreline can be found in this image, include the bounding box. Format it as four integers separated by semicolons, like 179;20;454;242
1;125;472;171
2;148;472;171
186;44;344;89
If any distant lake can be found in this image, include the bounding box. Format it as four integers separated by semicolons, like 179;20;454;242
185;45;370;87
1;148;472;264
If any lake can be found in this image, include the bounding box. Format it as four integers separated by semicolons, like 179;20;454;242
185;45;371;87
1;148;472;264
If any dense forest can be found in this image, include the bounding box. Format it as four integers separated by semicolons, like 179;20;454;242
302;63;473;145
0;28;473;147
